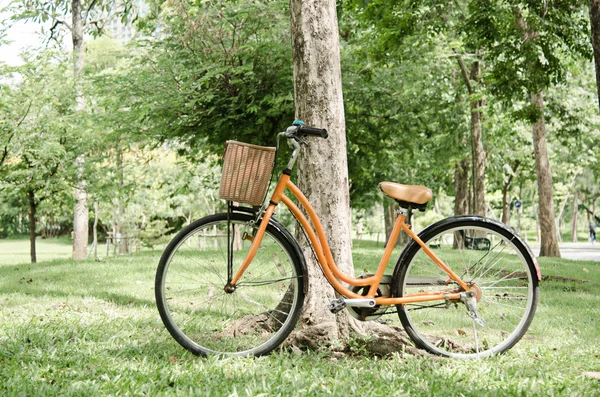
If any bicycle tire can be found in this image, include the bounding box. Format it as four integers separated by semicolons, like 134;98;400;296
156;211;306;357
392;216;539;358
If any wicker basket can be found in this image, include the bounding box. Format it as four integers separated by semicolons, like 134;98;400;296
219;141;276;206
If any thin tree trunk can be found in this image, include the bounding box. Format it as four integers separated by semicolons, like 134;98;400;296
290;0;353;346
589;0;600;111
454;157;469;216
28;189;37;263
501;161;519;226
531;91;560;257
72;0;89;260
470;79;486;216
384;200;395;243
457;56;486;217
93;201;99;258
384;200;405;246
116;143;128;254
501;184;510;225
572;190;579;242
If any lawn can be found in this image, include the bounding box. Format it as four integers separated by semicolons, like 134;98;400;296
0;239;599;396
0;237;74;265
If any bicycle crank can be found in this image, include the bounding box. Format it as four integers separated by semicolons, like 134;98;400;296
328;298;376;314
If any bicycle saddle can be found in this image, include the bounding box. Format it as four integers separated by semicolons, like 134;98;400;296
378;182;433;211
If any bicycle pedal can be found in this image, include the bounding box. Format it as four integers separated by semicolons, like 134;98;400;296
328;298;346;314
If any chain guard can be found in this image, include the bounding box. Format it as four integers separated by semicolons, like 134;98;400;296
348;274;392;321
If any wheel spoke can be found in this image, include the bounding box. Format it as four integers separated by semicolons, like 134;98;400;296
156;213;304;357
396;218;538;358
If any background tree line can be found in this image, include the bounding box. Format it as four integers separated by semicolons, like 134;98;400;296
1;0;600;263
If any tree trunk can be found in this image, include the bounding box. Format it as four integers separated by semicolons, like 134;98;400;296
71;0;89;260
456;56;486;217
454;157;469;216
28;189;37;263
470;63;486;217
501;184;510;226
384;200;395;243
572;190;579;242
501;161;519;226
73;156;88;259
93;201;99;259
531;91;560;257
589;0;600;111
383;200;405;246
290;0;353;346
116;143;128;254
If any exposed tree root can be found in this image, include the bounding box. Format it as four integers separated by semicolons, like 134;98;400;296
288;317;432;358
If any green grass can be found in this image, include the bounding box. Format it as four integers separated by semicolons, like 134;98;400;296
0;237;73;265
0;239;599;395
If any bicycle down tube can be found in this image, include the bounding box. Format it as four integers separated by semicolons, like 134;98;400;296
229;171;469;306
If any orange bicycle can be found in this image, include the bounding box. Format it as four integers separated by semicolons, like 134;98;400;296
156;121;540;358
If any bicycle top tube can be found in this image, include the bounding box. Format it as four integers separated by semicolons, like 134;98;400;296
276;120;328;170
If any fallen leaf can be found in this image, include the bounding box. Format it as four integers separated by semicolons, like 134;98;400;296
583;372;600;379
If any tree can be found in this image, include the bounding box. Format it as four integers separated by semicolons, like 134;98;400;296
288;0;355;346
345;0;489;217
11;0;136;259
465;1;592;256
0;52;74;263
132;0;294;154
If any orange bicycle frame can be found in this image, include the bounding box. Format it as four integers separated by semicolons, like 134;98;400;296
230;172;470;306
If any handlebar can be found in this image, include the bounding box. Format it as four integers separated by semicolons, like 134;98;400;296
297;125;328;139
283;120;328;140
276;121;328;170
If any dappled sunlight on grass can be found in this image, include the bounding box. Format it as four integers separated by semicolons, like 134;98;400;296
0;238;598;395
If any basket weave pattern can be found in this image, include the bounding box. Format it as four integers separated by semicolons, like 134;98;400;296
219;141;276;206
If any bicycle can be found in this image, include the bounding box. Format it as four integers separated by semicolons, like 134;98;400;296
155;121;541;359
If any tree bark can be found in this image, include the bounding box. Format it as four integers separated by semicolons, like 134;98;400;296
290;0;354;346
73;155;89;259
116;143;128;254
531;91;560;257
384;200;395;243
572;190;579;242
469;63;486;217
28;189;37;263
93;201;99;259
589;0;600;111
456;56;486;217
501;161;519;226
454;157;469;216
383;200;406;246
71;0;89;260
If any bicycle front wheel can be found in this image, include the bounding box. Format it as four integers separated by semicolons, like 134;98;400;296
393;216;539;358
156;211;306;357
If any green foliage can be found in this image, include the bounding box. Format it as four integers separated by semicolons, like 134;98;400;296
132;0;294;152
341;17;468;207
464;0;592;107
0;51;76;236
2;0;600;249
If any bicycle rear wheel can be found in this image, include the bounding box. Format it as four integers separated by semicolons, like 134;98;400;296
393;216;539;358
156;211;306;357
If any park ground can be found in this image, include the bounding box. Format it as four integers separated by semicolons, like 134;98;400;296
0;237;599;395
